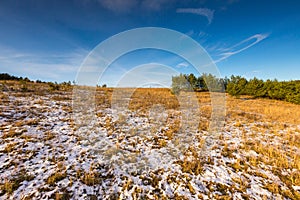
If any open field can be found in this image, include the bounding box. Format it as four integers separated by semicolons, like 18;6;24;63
0;81;300;199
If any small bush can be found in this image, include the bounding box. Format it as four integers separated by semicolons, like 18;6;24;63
47;172;67;186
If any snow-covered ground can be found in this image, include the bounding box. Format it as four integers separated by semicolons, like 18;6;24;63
0;91;299;199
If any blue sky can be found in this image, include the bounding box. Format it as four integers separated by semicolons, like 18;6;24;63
0;0;299;86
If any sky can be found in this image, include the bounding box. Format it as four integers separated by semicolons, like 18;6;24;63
0;0;299;86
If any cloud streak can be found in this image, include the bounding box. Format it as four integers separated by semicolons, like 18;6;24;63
176;8;215;24
0;46;87;81
141;0;174;11
99;0;138;14
214;33;269;63
98;0;174;14
176;62;189;68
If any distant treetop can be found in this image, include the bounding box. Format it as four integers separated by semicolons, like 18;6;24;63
0;73;24;81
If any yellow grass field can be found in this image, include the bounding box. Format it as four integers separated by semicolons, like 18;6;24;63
0;81;299;199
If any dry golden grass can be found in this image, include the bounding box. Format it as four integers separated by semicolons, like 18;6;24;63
95;88;179;111
2;83;300;198
47;172;67;187
2;142;17;153
0;170;34;195
94;88;300;125
2;128;24;139
0;80;73;94
227;95;300;125
94;89;300;179
80;170;102;186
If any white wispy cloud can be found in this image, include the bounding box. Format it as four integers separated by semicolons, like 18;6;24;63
240;69;263;80
98;0;138;13
198;31;208;38
214;33;269;63
185;30;195;37
220;0;240;11
98;0;174;14
176;8;215;24
252;70;261;73
115;63;178;87
0;45;88;81
198;31;210;44
176;62;189;68
141;0;174;11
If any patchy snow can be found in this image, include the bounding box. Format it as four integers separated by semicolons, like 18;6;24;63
0;91;299;199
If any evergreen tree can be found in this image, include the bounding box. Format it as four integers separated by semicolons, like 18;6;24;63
171;73;191;94
169;73;300;105
227;75;248;96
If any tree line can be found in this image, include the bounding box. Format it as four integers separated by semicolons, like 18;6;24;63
2;72;299;104
226;75;300;104
171;73;226;94
0;73;31;81
171;73;300;104
0;73;72;91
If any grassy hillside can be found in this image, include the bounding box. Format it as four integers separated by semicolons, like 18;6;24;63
0;80;299;199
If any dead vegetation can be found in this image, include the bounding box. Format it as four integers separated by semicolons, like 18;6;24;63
1;81;300;199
